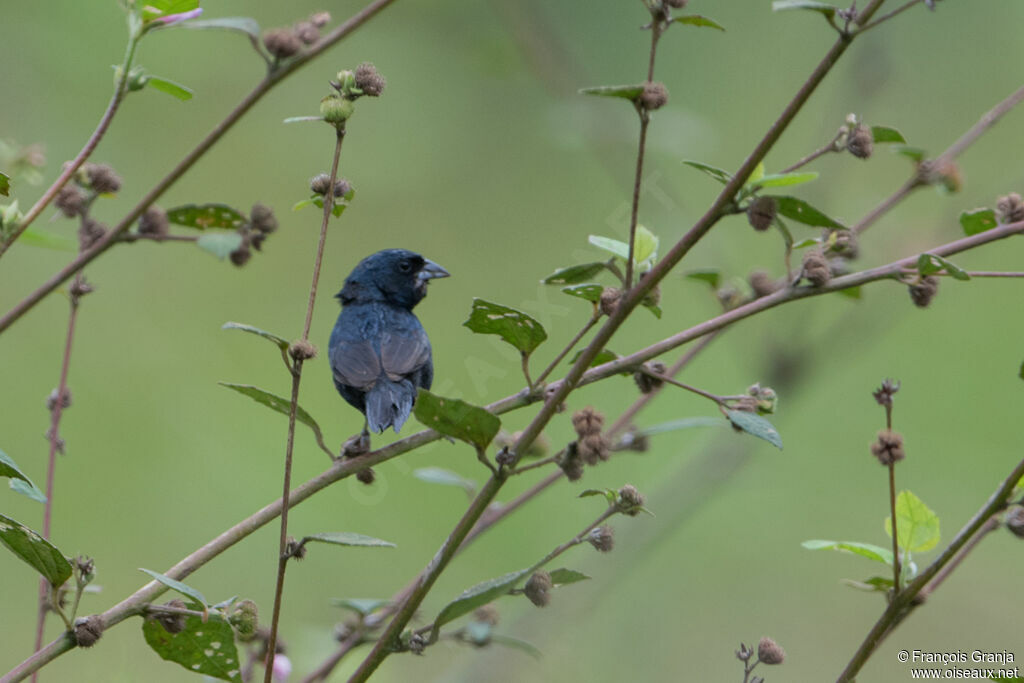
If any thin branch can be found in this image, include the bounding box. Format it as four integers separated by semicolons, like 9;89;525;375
856;0;924;34
642;370;725;407
899;270;1024;278
533;311;600;387
781;131;842;173
888;462;901;595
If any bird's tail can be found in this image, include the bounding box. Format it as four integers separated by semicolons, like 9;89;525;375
365;378;417;434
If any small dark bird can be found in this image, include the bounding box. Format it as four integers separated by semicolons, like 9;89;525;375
329;249;449;443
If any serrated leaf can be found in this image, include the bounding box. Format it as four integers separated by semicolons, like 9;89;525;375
10;479;47;503
960;208;998;236
19;228;75;251
567;348;619;367
221;322;289;352
635;416;725;436
463;299;547;356
302;532;395;549
726;410;783;449
917;253;970;280
801;540;894;565
331;598;389;615
579;488;617;504
168;203;247;230
433;568;532;632
683;160;732;185
179;17;260;38
218;384;330;454
142;607;240;681
0;513;72;587
0;449;35;487
771;0;839;17
685;269;721;288
542;262;609;285
673;14;725;30
547;568;590;586
196;232;243;260
147;75;193;101
561;284;603;303
140;568;209;607
413;467;476;493
774;196;846;229
885;490;940;553
748;171;818;190
871;126;907;144
0;172;9;196
578;84;645;100
413;389;501;450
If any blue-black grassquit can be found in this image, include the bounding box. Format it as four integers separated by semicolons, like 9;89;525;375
329;249;449;438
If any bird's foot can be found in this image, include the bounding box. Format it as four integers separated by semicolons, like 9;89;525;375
342;431;371;458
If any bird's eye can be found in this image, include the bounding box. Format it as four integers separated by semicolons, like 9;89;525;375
398;260;412;273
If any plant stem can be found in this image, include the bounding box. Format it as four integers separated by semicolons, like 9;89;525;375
781;133;841;173
533;311;600;387
888;462;900;595
643;371;725;407
520;352;534;390
262;129;344;683
856;0;924;33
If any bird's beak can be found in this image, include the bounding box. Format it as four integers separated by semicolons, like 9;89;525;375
418;259;450;280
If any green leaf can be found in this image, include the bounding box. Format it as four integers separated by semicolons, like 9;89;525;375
726;410;783;449
588;235;629;260
542;262;609;285
588;225;658;267
413;467;476;494
567;348;619;368
141;0;199;22
413;389;501;451
0;449;36;487
895;145;927;162
840;576;895;593
683;160;732;185
0;172;9;196
167;203;247;230
1019;359;1024;381
685;269;721;288
142;606;241;681
748;171;818;190
309;196;350;218
561;284;603;303
801;540;894;565
749;161;766;185
283;116;326;124
960;208;998;236
179;17;260;38
774;196;846;229
221;322;289;352
146;75;193;101
19;228;75;251
643;302;662;319
771;0;839;18
490;634;543;659
301;532;395;549
463;299;547;356
837;285;863;300
635;416;725;436
331;598;388;615
547;568;590;586
578;84;645;100
885;490;940;553
0;513;72;587
218;384;330;455
139;568;209;607
433;568;532;632
792;238;820;249
673;14;725;30
579;488;617;504
10;479;47;503
871;126;907;144
917;253;970;280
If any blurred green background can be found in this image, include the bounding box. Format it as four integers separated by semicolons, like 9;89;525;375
2;1;1023;681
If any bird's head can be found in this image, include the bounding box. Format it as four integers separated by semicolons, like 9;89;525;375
337;248;450;309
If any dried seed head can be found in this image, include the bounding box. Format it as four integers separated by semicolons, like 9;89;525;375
46;387;72;411
229;244;252;267
231;599;259;641
294;21;319;45
617;484;645;515
55;184;86;218
588;525;615;552
571;407;604;438
354;62;386;97
408;633;426;655
802;248;831;287
619;430;649;453
919;158;963;194
747;196;777;232
263;28;302;60
558;445;585;481
138;205;169;238
356;467;376;485
289;340;318;361
823;229;859;259
749;270;780;298
640;81;669;110
870;429;905;465
747;382;777;415
1005;506;1024;539
909;275;939;308
633;361;667;394
74;615;105;648
310;12;331;27
847;123;874;159
473;604;500;626
156;599;187;635
872;379;900;407
996;193;1024;224
577;433;611;465
599;287;622;317
78;218;107;251
286;537;307;560
758;637;785;665
310;173;333;195
250;203;278;234
524;571;552;607
736;643;754;662
85;163;122;194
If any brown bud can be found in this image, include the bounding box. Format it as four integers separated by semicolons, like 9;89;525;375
919;158;963;193
588;525;614;552
85;163;121;194
872;379;900;407
639;82;668;110
46;388;72;412
250;203;278;234
823;229;858;259
473;604;500;626
617;484;645;515
354;62;386;97
757;636;785;665
286;537;307;561
846;123;874;159
55;184;86;218
74;615;105;648
263;28;302;59
408;633;426;655
599;287;622;317
310;12;331;27
801;248;831;287
870;429;905;465
633;361;666;394
156;599;187;635
524;571;552;607
747;196;777;232
558;446;585;481
78;218;107;251
996;193;1024;225
289;340;318;361
571;407;604;438
909;275;939;308
138;205;169;238
294;21;319;45
577;433;611;465
1005;506;1024;539
356;467;376;485
749;270;780;298
229;245;252;267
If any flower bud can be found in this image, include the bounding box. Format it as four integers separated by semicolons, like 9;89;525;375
599;287;622;317
633;361;666;394
588;525;615;552
289;340;317;361
870;429;905;465
230;599;259;641
577;433;610;465
354;62;386;97
996;192;1024;224
74;615;105;648
263;28;302;60
801;248;831;287
571;407;604;438
908;275;939;308
846;123;874;159
250;203;278;234
55;184;86;218
617;484;645;516
748;270;779;298
156;599;187;635
320;95;355;124
747;196;777;232
294;21;319;45
85;163;122;194
639;82;668;110
524;571;552;607
138;205;169;238
758;636;785;665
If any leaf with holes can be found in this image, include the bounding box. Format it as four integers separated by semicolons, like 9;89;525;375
413;390;501;450
542;262;609;285
142;605;241;681
578;84;645;100
673;15;725;30
871;126;907;144
960;208;997;236
168;204;247;230
726;410;783;449
775;196;846;229
683;160;732;185
917;253;970;281
301;532;395;549
463;299;547;356
561;284;603;303
0;513;72;587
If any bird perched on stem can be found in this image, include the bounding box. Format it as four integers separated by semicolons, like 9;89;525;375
329;249;449;454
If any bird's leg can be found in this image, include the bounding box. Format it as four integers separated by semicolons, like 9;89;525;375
342;424;371;458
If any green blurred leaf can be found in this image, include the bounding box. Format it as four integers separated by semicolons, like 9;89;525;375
685;269;721;288
578;84;644;100
141;0;199;22
748;171;818;190
771;0;838;17
490;634;543;659
221;322;289;352
841;576;895;593
775;196;846;229
749;161;766;185
895;145;927;162
960;208;997;236
310;196;350;218
413;389;501;451
196;232;243;260
433;568;532;632
168;203;246;230
885;490;940;553
301;532;395;549
331;598;388;615
837;286;863;300
635;417;725;436
463;299;547;356
0;513;72;587
146;75;193;101
643;301;662;319
561;284;603;303
588;235;629;260
588;226;658;267
142;605;241;682
683;160;732;185
1019;359;1024;381
218;383;330;454
0;449;35;487
547;568;590;586
179;17;259;38
139;568;209;607
792;238;820;249
413;467;476;494
542;262;608;285
579;488;617;504
19;228;75;251
917;253;970;280
726;410;783;449
10;479;47;503
673;15;725;30
801;540;894;565
283;116;326;124
567;348;619;367
871;126;907;144
0;172;9;196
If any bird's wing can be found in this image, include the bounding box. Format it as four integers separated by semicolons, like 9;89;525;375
380;326;431;382
330;338;382;390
